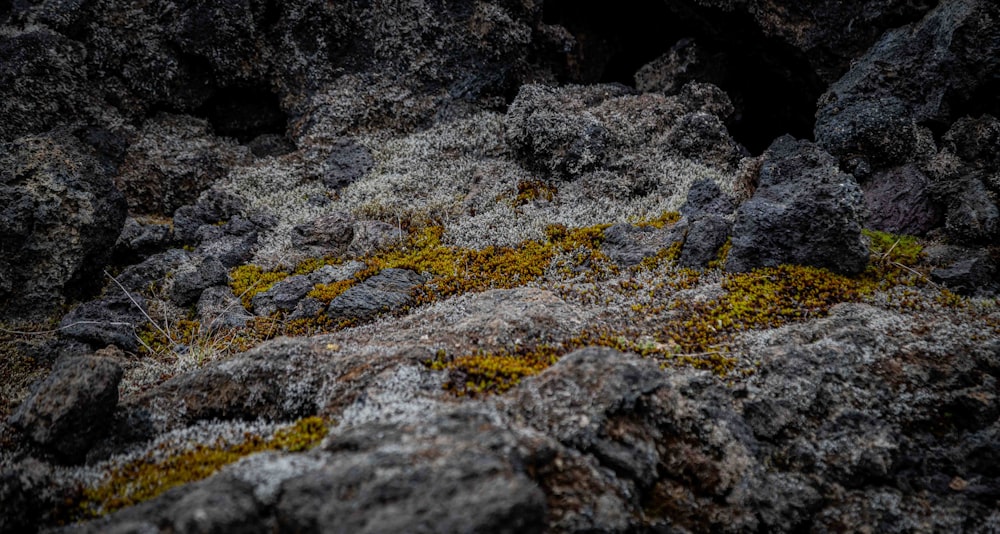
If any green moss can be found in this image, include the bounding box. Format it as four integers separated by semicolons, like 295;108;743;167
863;229;923;266
511;179;557;206
429;346;560;396
74;417;328;519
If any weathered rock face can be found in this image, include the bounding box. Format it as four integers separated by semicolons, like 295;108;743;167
9;356;123;464
725;136;869;274
0;132;126;321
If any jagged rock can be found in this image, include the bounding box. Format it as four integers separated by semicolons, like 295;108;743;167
113;217;175;265
348;221;405;256
168;478;265;534
166;255;229;308
725;136;869;275
862;165;942;235
816;96;923;172
634;38;703;95
114;249;191;295
930;249;999;297
326;268;426;322
321;138;374;190
943;177;999;245
942;115;1000;172
276;410;547;534
680;178;736;219
0;30;93;142
9;356;123;463
679;215;731;268
173;189;248;244
0;132;127;321
58;295;149;352
115;114;251;215
289;212;354;257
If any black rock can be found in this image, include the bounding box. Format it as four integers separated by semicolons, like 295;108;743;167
326;268;426;321
680;178;736;219
58;295;149;352
290;212;355;258
602;222;687;267
862;165;942;236
167;255;229;307
725;136;869;275
9;356;123;464
930;250;999;297
679;215;731;268
321;138;375;190
197;286;253;331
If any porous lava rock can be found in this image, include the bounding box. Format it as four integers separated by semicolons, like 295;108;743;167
725;136;869;274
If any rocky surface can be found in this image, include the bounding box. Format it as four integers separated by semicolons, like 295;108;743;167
1;1;999;533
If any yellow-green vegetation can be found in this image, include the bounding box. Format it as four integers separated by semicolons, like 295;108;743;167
429;346;561;396
509;179;557;206
635;210;682;229
229;265;290;309
74;417;328;519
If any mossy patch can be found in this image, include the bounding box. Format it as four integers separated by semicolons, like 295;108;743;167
73;417;328;520
229;265;290;309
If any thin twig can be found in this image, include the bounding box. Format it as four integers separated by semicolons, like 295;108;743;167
105;270;174;344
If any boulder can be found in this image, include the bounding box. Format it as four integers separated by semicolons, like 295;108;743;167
9;356;123;463
725;136;868;275
58;295;149;352
862;165;942;235
0;132;127;321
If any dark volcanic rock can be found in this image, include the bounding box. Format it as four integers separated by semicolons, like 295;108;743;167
321;138;375;190
9;356;123;463
253;263;363;317
680;178;736;219
862;165;942;235
602;222;687;267
58;295;149;352
115;114;251;215
276;410;547;534
0;132;127;321
326;268;426;322
166;255;229;308
930;249;999;297
289;212;355;258
725;136;868;275
679;215;732;268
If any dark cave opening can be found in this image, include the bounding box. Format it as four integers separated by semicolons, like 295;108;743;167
197;85;288;143
542;0;826;154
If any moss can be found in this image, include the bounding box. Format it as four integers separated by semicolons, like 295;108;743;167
635;210;681;229
74;417;329;520
229;265;290;309
863;229;923;266
429;346;560;396
510;179;557;206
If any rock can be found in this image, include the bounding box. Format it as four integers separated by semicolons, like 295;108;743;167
58;295;149;352
197;286;253;332
815;97;922;172
276;410;547;534
680;178;736;219
115;114;251;215
113;217;175;265
113;249;191;295
246;134;295;158
725;136;869;275
167;255;229;307
943;177;999;245
289;212;354;258
173;189;248;245
326;269;426;322
601;222;687;267
321;138;374;190
679;215;731;268
930;250;999;297
9;356;123;463
942;115;1000;172
0;132;127;321
348;221;405;256
168;478;265;534
862;165;942;235
634;38;704;95
253;263;364;317
0;458;53;534
0;30;93;142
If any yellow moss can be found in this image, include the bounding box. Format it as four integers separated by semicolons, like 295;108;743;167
635;210;682;229
510;179;557;206
707;238;732;270
74;417;329;520
308;279;357;303
229;265;290;309
431;346;561;396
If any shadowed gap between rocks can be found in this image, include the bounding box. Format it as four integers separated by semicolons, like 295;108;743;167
541;0;825;154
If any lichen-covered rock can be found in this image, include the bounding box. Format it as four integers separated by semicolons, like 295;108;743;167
115;114;251;215
601;222;686;267
9;356;123;463
289;212;354;259
725;136;869;275
252;263;362;317
0;132;127;321
166;255;229;307
276;410;547;534
930;249;999;297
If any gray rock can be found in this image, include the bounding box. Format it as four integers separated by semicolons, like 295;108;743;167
679;215;732;268
862;165;942;235
0;458;52;534
321;138;374;190
115;114;250;215
816;96;921;171
113;217;175;264
58;295;149;352
944;177;999;245
168;255;229;307
9;356;123;463
173;189;248;245
197;286;252;332
942;115;1000;172
348;220;405;256
0;132;127;321
253;262;364;317
680;178;736;219
289;212;355;258
276;410;547;534
725;136;869;275
326;268;426;321
602;222;687;267
930;250;999;297
168;478;265;534
634;38;703;95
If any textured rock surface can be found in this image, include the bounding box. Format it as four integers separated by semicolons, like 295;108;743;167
9;357;123;463
0;132;126;321
726;136;869;274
